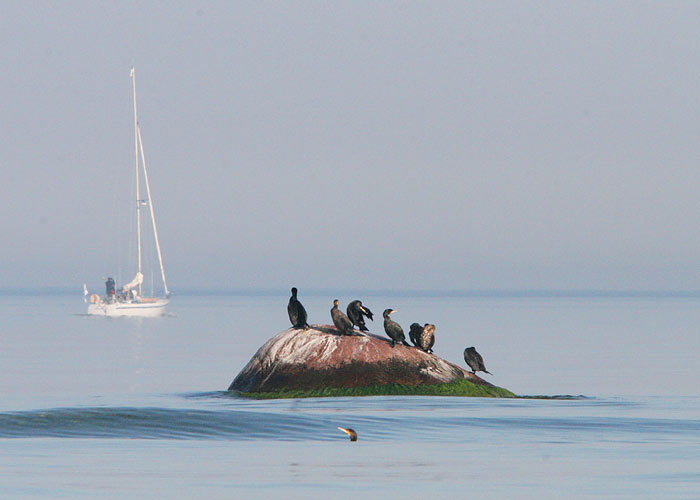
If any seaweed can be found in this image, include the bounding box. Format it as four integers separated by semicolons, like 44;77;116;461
233;378;516;400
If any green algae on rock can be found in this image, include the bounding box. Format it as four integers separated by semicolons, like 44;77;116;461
228;326;515;398
234;378;516;400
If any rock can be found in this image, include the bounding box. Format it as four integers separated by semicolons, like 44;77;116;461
228;325;494;393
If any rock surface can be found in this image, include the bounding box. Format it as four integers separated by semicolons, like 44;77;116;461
228;325;493;393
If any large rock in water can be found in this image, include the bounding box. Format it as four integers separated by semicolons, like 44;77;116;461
228;325;493;393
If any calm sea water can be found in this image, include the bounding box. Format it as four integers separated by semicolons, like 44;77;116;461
1;293;699;499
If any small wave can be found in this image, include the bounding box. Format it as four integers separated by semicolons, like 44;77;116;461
0;407;328;440
2;403;699;442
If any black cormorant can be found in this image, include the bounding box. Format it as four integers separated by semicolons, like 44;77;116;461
347;300;374;332
287;287;309;329
419;324;435;353
383;309;408;347
331;299;357;335
464;346;491;375
337;427;358;441
408;323;423;347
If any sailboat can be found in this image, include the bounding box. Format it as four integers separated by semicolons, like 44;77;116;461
85;67;170;317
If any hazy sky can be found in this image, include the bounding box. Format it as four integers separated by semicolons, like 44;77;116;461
3;2;700;291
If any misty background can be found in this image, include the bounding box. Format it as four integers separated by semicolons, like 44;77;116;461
3;1;700;293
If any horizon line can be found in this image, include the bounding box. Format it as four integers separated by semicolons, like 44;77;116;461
4;287;700;298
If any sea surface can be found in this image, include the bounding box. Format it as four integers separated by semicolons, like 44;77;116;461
1;292;699;499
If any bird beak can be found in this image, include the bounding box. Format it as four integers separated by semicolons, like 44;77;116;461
338;427;351;436
361;306;368;314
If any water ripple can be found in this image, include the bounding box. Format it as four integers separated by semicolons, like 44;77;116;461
0;407;322;440
1;402;699;442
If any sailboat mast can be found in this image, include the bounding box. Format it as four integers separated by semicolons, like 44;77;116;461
136;125;170;298
131;67;143;296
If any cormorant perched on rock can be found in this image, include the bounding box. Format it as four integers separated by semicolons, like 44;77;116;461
383;309;408;347
287;287;309;329
408;323;423;347
337;427;358;441
464;346;491;375
347;300;373;332
419;324;435;353
331;299;359;335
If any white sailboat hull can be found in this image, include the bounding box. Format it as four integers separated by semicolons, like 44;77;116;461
87;298;169;317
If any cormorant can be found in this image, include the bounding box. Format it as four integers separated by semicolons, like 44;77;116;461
331;299;357;335
408;323;423;347
419;323;435;353
337;427;358;441
383;309;408;347
346;300;374;332
287;287;309;329
464;346;491;375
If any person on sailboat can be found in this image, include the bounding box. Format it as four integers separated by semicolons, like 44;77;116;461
105;277;116;303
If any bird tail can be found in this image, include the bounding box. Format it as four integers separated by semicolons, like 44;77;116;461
483;370;492;375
